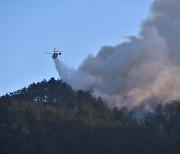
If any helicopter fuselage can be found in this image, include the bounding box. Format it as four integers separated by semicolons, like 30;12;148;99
52;52;61;59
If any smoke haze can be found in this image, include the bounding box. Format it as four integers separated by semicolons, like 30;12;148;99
54;0;180;110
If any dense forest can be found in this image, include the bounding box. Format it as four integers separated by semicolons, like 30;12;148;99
0;78;180;154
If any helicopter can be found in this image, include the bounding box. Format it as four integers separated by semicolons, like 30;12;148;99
45;48;63;59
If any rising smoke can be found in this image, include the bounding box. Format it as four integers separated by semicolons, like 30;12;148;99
54;0;180;110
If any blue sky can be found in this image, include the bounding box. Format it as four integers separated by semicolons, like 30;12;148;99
0;0;153;96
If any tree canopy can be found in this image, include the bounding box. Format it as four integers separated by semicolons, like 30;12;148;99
0;78;179;154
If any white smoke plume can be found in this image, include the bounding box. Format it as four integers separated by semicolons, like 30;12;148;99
54;0;180;110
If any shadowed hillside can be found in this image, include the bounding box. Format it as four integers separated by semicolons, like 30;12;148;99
0;78;180;154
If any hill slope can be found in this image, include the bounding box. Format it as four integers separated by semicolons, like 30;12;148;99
0;78;180;154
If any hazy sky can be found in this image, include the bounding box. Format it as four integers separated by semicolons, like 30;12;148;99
0;0;153;96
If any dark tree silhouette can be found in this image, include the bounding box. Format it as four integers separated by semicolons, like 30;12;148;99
0;78;180;154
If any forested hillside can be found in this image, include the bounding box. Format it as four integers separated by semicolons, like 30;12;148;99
0;78;180;154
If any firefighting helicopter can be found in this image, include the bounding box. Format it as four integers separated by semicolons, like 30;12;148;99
45;48;63;59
